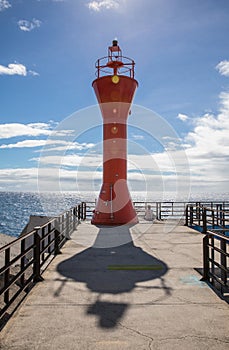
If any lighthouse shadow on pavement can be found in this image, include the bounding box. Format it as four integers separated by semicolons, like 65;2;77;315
56;225;168;328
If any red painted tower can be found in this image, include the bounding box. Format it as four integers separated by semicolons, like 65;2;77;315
91;40;138;226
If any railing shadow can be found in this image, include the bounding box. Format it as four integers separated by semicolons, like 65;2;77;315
56;225;169;328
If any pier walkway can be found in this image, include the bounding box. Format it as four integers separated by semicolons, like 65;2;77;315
0;221;228;349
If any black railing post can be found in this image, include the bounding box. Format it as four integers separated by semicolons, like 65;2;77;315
222;209;225;229
220;238;227;288
190;205;193;226
159;203;162;220
54;218;61;255
203;208;207;234
81;202;84;220
84;202;87;220
41;226;45;263
156;202;158;220
78;204;81;221
211;235;215;285
212;209;215;229
61;213;64;237
73;207;78;230
33;227;43;283
216;204;219;227
219;204;223;227
185;205;189;226
47;223;51;254
4;247;10;304
66;211;71;239
20;238;25;287
202;234;209;281
70;208;74;234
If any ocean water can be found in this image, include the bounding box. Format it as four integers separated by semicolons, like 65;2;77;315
0;191;228;237
0;192;82;237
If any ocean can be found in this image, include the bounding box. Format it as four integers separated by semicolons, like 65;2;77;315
0;191;228;237
0;192;83;237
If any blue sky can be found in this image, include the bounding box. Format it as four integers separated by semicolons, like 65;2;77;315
0;0;229;198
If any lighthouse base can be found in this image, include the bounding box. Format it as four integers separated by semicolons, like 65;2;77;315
91;182;138;226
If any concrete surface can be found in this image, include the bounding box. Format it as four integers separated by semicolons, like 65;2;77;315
0;220;228;350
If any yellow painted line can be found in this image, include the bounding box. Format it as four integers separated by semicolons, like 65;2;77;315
108;265;163;271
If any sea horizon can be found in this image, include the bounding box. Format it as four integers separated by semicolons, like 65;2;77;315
0;191;228;238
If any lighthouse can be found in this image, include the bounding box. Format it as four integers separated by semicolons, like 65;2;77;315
91;40;138;226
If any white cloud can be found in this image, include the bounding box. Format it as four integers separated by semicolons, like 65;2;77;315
177;113;189;122
33;153;101;167
38;139;95;152
29;70;39;76
0;168;38;191
183;91;229;189
87;0;120;11
0;0;11;12
0;63;27;76
0;63;39;76
27;122;52;130
18;18;42;32
0;123;52;139
216;60;229;77
0;78;228;194
0;138;95;150
0;140;48;149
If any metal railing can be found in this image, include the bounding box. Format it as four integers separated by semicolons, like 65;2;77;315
202;231;229;296
185;203;229;234
0;202;86;326
2;199;227;324
85;201;229;222
95;55;135;79
185;202;229;297
134;201;188;220
85;201;188;220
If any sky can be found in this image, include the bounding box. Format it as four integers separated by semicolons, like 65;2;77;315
0;0;229;199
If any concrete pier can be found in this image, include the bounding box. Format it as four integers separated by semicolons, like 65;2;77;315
0;221;228;349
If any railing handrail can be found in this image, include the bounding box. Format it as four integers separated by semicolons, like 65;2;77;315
0;204;84;253
185;202;229;231
202;229;229;297
95;54;135;79
0;202;87;327
186;202;229;297
206;230;229;242
0;230;36;254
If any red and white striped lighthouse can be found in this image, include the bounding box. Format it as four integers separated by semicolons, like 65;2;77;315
91;40;138;225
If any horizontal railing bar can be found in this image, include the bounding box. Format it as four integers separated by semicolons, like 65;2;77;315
0;230;35;254
0;202;86;325
208;258;228;273
207;231;229;242
40;253;55;268
0;244;35;275
0;273;34;319
208;272;228;287
39;228;55;241
39;232;55;245
0;259;34;295
40;238;56;255
210;228;229;232
207;244;229;258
